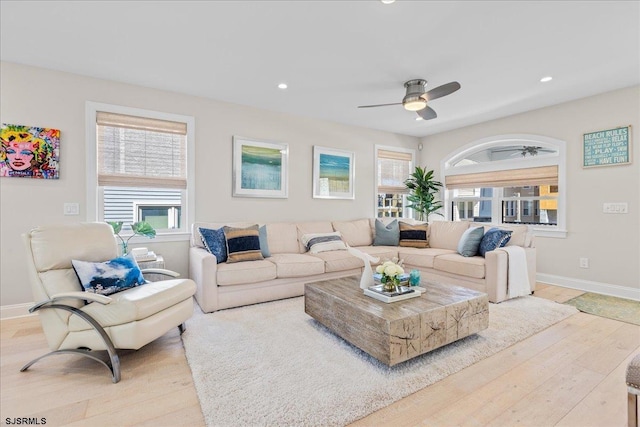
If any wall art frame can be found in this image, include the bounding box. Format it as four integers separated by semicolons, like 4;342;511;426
232;136;288;198
1;123;60;179
582;125;632;168
312;145;355;199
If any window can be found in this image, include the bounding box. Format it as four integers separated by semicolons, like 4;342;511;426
442;134;566;237
375;146;415;218
86;103;194;239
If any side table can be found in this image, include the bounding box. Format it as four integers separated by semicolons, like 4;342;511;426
139;255;165;282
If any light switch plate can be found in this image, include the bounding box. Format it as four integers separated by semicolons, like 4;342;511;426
64;203;80;215
603;202;628;214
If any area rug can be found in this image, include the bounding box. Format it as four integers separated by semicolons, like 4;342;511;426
565;292;640;326
182;295;578;427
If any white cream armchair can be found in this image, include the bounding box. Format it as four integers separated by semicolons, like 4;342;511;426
21;222;196;383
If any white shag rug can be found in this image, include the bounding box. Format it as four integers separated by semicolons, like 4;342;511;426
182;295;578;427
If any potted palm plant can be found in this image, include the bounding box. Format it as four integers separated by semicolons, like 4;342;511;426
108;221;156;255
404;166;444;223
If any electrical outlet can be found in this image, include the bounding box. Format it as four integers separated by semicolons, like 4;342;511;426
579;257;589;268
64;202;80;216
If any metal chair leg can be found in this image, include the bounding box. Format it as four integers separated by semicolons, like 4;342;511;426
630;392;638;427
178;323;186;335
23;303;121;383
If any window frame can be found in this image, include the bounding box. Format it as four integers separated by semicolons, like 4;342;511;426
374;145;416;219
86;102;195;243
441;134;567;238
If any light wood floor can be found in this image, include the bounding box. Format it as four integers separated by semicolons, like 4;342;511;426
1;284;637;427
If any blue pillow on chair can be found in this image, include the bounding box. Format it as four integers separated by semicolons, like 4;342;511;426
72;252;145;296
199;227;228;263
478;227;512;257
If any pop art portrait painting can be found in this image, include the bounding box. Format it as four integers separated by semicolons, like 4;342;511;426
0;124;60;179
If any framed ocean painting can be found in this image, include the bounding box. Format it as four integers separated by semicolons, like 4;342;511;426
232;136;288;198
1;123;60;179
312;146;355;199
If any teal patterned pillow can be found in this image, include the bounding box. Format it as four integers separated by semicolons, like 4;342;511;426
199;227;228;263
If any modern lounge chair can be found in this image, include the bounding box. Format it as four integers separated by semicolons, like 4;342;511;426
21;222;196;383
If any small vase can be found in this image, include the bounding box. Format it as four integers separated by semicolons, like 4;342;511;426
120;242;128;256
382;276;400;293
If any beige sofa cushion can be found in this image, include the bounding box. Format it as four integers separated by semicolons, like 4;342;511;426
217;260;277;286
399;247;456;269
428;221;471;250
310;250;363;272
266;223;300;254
332;219;373;247
353;246;399;264
296;221;335;253
433;253;486;279
268;254;325;278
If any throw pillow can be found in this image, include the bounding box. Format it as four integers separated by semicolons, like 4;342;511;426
72;252;146;296
199;227;228;263
373;219;400;246
398;222;429;248
301;231;347;254
457;226;485;257
258;225;271;258
223;225;264;263
478;227;512;257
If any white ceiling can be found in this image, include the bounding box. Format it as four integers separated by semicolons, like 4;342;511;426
1;1;639;138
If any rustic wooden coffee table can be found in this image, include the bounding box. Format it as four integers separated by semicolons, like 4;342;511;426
304;276;489;366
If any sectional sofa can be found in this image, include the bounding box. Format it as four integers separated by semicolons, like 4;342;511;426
189;218;536;313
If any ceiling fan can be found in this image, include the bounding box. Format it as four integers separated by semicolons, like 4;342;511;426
491;146;556;157
357;79;461;120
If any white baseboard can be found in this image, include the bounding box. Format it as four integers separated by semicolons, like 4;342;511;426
0;302;35;320
537;273;640;301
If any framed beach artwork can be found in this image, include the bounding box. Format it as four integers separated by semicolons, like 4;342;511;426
312;146;355;199
1;123;60;179
232;136;288;198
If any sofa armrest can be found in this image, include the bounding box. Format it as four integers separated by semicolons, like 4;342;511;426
484;250;508;303
189;246;220;313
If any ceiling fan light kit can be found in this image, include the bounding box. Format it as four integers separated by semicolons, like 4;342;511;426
358;78;461;121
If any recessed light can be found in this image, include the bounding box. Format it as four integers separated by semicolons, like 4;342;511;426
278;83;288;89
540;76;553;83
381;0;396;4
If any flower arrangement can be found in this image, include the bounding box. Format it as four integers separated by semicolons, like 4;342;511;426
376;258;405;292
108;221;156;255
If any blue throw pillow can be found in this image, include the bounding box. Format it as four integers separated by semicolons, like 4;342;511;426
259;225;271;258
457;226;485;257
199;227;228;263
72;252;145;296
373;219;400;246
478;227;512;257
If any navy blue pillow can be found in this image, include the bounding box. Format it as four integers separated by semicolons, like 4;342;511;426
199;227;228;263
72;252;145;296
478;227;512;257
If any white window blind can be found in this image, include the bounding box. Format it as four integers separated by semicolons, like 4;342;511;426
97;111;187;189
445;166;558;189
377;149;412;194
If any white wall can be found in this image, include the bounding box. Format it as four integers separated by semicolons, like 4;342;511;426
0;62;419;307
421;86;640;298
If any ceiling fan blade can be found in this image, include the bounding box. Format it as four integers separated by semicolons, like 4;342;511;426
417;106;437;120
357;102;403;108
424;81;461;102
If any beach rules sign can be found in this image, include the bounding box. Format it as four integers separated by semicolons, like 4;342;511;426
583;126;631;168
